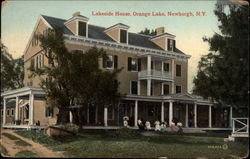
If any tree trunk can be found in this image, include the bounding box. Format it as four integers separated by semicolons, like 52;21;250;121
56;106;69;125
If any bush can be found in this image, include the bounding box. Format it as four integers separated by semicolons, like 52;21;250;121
56;123;80;133
115;128;140;138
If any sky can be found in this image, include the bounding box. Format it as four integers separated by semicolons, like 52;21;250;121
2;0;222;92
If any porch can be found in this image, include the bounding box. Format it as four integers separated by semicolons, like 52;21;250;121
1;87;46;127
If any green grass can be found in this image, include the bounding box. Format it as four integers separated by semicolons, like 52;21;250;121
15;129;249;158
15;150;37;158
2;133;31;147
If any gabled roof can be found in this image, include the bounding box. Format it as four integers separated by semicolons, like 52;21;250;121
41;15;185;55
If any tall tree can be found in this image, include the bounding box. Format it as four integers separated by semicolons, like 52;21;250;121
138;28;156;36
1;42;24;92
30;27;121;126
193;3;249;108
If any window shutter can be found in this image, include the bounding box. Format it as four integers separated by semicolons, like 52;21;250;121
51;107;54;117
167;39;170;51
138;59;141;71
45;107;48;117
42;55;44;67
36;56;38;69
173;40;176;51
103;55;107;68
128;57;132;71
114;55;118;69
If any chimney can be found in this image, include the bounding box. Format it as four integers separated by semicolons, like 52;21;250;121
156;27;165;35
73;11;81;17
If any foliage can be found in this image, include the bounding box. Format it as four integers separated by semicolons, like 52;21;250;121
30;27;121;125
193;3;249;108
138;28;156;36
1;42;24;92
115;128;140;138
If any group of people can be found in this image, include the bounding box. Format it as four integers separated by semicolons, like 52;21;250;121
123;116;183;133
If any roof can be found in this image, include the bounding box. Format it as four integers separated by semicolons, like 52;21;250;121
41;15;185;55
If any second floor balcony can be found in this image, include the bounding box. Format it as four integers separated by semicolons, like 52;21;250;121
138;70;173;81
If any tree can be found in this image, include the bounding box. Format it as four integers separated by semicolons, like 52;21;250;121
1;42;24;92
193;3;249;109
138;28;156;36
30;27;73;124
30;27;121;126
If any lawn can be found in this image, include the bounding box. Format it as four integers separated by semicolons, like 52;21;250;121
15;129;249;158
2;133;32;147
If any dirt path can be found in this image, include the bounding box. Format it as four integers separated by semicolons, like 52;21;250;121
0;129;65;158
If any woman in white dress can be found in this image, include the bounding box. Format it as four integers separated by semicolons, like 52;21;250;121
145;121;151;130
154;120;161;131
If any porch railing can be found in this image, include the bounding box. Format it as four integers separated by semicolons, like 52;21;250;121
232;118;249;134
138;70;173;81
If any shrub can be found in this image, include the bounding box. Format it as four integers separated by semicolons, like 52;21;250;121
115;128;140;138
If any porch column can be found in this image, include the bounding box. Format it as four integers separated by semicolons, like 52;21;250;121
137;80;141;95
69;111;73;123
104;107;108;127
161;102;164;122
3;98;6;125
169;101;173;126
171;59;175;94
185;104;189;127
29;92;34;125
134;100;138;127
147;79;151;96
147;55;151;75
194;103;197;128
229;106;233;128
209;105;212;128
15;96;19;124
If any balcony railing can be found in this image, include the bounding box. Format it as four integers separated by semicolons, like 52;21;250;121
138;70;173;81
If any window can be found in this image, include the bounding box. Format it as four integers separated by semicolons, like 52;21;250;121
11;109;14;116
151;61;154;70
128;58;140;71
131;81;138;95
103;54;118;69
108;105;114;120
45;106;54;117
163;84;169;95
167;39;175;51
30;58;35;69
106;55;113;68
1;110;3;116
120;30;127;43
36;54;43;69
176;85;181;93
7;110;10;116
151;83;154;96
163;63;169;72
176;64;181;76
78;21;87;36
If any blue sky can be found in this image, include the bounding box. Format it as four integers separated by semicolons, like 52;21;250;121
2;0;220;92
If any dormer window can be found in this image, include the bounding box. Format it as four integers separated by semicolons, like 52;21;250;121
104;23;129;44
64;12;89;37
120;29;127;43
167;39;175;51
78;21;87;37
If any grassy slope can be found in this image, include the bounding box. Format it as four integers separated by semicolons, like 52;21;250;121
15;130;249;158
2;133;32;147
